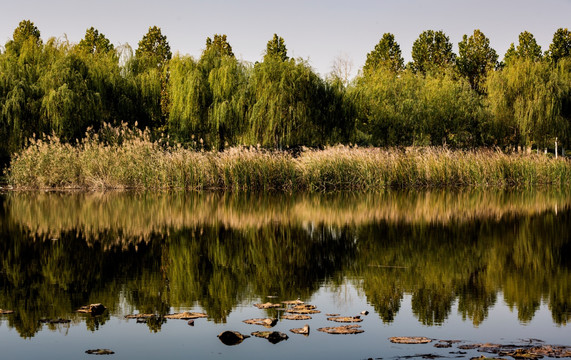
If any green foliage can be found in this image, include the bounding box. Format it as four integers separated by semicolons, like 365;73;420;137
77;27;114;55
504;31;543;64
363;33;404;73
352;68;484;147
547;28;571;64
135;26;172;70
486;58;571;148
264;34;288;62
411;30;455;74
457;29;498;91
5;20;42;55
205;34;234;58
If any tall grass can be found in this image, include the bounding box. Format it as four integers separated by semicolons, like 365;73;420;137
6;126;571;190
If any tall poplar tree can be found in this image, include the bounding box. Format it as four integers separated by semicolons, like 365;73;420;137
457;29;498;91
363;33;404;73
411;30;455;74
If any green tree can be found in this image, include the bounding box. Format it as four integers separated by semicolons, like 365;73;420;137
77;27;114;55
264;34;288;62
457;29;498;92
505;31;543;64
547;28;571;64
5;20;42;55
205;34;234;58
135;26;172;69
363;33;404;73
411;30;455;74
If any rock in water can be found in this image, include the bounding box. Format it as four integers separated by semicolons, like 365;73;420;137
85;349;114;355
251;331;289;344
217;331;250;346
77;304;106;316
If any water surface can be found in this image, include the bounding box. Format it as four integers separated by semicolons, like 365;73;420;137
0;190;570;359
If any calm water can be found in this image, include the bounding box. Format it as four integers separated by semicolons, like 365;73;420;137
0;190;570;359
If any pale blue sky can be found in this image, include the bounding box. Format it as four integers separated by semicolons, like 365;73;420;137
1;0;570;77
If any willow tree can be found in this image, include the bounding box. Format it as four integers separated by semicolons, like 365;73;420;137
246;52;340;148
351;67;483;147
168;35;248;149
486;58;571;149
1;20;47;160
40;51;102;141
363;33;404;73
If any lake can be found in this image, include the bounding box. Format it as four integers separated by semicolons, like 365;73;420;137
0;190;570;359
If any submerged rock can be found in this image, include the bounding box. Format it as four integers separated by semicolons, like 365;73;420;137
327;316;362;323
243;318;278;328
124;314;156;319
281;314;312;321
285;304;320;314
164;311;207;320
217;331;250;346
290;324;310;336
187;320;194;326
254;302;281;309
251;331;289;344
282;299;304;305
77;304;106;316
389;337;432;344
85;349;114;355
317;324;364;335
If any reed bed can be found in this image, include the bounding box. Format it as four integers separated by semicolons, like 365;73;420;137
6;131;571;190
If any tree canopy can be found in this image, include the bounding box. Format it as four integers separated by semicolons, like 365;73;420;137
264;34;288;62
136;26;172;69
411;30;455;74
77;27;114;55
456;29;498;91
363;33;404;73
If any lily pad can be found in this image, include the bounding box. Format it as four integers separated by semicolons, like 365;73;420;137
242;318;278;327
85;349;114;355
281;314;312;320
251;331;289;344
77;303;106;315
217;331;250;346
254;302;281;309
317;324;364;335
389;337;432;344
164;311;207;320
290;324;310;336
327;316;362;323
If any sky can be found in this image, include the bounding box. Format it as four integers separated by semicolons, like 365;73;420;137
1;0;570;77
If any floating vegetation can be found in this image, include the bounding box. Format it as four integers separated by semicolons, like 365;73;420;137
251;331;289;344
326;313;340;316
317;324;364;335
0;309;14;315
242;318;278;328
285;304;320;315
217;331;250;346
254;302;281;309
85;349;115;355
327;316;362;323
390;337;432;344
164;312;207;320
290;324;310;336
459;343;571;359
282;314;312;321
76;304;106;316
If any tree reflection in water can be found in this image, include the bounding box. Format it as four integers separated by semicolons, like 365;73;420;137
0;190;569;338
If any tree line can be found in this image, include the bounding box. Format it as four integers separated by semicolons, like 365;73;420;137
1;20;570;163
